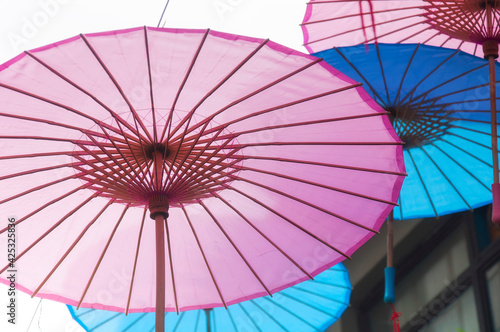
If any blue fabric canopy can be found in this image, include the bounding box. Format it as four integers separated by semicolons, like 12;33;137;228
68;263;351;332
315;43;500;220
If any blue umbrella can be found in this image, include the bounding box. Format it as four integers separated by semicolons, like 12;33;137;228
68;264;351;332
315;43;500;221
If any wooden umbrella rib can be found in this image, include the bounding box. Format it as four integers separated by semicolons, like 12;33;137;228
279;291;345;316
304;15;426;47
0;162;81;182
77;204;131;309
166;38;270;141
174;58;323;140
87;126;153;191
237;141;404;148
248;300;289;331
198;199;272;296
301;6;424;26
227;185;355;260
398;48;462;105
159;29;210;143
407;149;438;217
261;296;319;330
202;112;392;142
374;42;392;105
31;199;115;297
181;205;228;308
125;207;147;315
0;150;84;161
164;38;270;185
79;34;153;144
0;194;97;275
72;148;148;195
174;82;364;142
0;112;128;145
0;173;82;205
440;137;493;167
167;132;234;192
164;217;179;314
430;142;491;192
122;313;149;332
228;174;380;235
0;84;139;145
240;155;407;176
24;51;143;141
214;193;314;280
394;44;420;105
239;165;398;206
237;303;262;332
447;131;491;150
0;185;88;234
419;146;472;210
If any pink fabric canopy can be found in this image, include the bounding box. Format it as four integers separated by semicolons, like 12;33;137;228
0;27;405;314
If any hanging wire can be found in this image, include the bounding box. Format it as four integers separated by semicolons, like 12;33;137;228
25;298;42;332
157;0;171;28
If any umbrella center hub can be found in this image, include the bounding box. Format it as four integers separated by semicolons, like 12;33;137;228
386;106;452;149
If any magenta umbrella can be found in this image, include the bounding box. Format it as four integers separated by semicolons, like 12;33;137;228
0;27;405;331
301;0;500;224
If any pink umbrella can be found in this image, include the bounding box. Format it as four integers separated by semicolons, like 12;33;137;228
0;27;405;331
301;0;500;224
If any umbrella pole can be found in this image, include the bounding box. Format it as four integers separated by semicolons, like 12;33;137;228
204;309;212;332
155;213;166;332
485;4;500;224
384;211;395;304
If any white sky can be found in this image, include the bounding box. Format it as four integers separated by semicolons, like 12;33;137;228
0;0;307;331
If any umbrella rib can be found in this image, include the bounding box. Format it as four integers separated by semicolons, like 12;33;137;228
227;186;355;259
0;150;84;161
238;303;263;332
238;141;403;148
261;297;320;331
279;292;344;317
181;204;228;308
304;15;426;47
225;307;240;331
0;194;98;275
0;173;82;205
23;51;142;141
164;38;270;184
407;149;438;218
430;142;491;191
301;6;424;26
332;47;388;107
167;131;235;192
171;311;187;332
0;162;81;182
77;204;131;308
165;37;270;142
0;185;88;234
239;166;397;206
122;313;149;332
125;207;147;315
176;82;365;142
440;137;493;168
447;131;491;149
213;193;314;280
143;27;158;143
79;34;153;143
197;199;273;296
173;57;323;140
228;174;381;236
164;217;179;314
31;200;115;297
203;112;393;142
394;44;420;106
375;43;392;105
159;29;210;144
0;112;128;145
240;155;406;176
248;300;289;331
